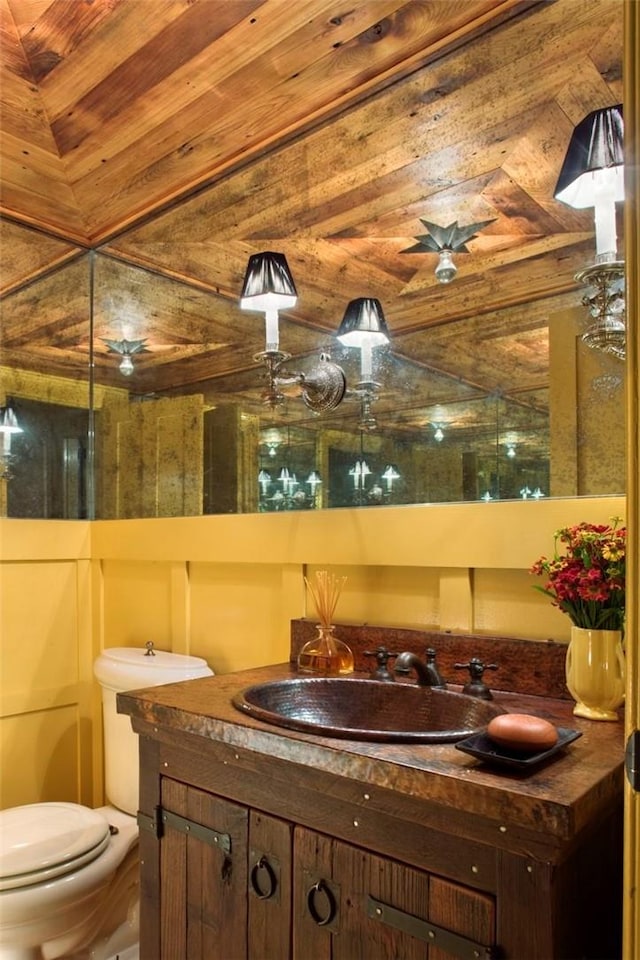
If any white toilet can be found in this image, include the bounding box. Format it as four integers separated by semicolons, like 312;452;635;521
0;645;213;960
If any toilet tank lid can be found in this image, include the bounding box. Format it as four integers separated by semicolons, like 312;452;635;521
94;646;213;691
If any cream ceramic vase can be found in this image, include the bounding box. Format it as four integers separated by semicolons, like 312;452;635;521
565;625;625;721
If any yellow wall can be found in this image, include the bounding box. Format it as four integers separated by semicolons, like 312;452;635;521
0;521;94;808
0;495;625;809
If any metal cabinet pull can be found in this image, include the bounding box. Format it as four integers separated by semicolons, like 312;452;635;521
250;855;278;900
306;879;337;926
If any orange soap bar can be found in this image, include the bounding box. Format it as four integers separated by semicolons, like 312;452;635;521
487;714;559;753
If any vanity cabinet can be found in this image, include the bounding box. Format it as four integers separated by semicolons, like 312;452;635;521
148;774;496;960
122;665;624;960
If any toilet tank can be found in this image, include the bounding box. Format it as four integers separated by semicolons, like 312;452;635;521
94;646;214;814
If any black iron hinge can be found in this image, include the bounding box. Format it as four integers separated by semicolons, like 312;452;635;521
137;807;162;837
137;806;231;853
625;730;640;791
368;896;495;959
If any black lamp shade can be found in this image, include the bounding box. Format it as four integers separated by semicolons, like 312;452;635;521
0;405;22;433
336;298;389;346
240;252;297;311
554;104;624;209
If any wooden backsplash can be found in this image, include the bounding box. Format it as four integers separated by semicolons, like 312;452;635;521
290;620;570;700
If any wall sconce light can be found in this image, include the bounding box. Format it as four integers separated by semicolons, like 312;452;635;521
401;218;496;283
382;464;401;491
554;104;625;358
0;403;22;434
433;425;444;442
336;298;389;430
506;443;517;459
240;252;346;412
306;470;322;494
258;470;271;496
349;459;371;489
257;463;320;511
102;338;149;376
0;401;23;481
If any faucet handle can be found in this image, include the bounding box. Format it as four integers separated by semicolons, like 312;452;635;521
454;657;498;699
363;646;399;682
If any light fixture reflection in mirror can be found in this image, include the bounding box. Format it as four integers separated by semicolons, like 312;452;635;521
0;401;23;482
382;464;401;491
101;338;149;376
257;425;323;512
336;298;390;431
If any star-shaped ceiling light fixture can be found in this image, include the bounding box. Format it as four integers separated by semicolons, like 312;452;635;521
402;218;496;283
101;338;150;376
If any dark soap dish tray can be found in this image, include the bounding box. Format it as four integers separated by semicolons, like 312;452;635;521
455;727;582;770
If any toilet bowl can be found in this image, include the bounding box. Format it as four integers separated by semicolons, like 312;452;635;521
0;804;138;960
0;647;213;960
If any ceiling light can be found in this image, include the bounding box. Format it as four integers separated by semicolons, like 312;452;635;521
102;338;149;376
554;104;625;358
240;252;346;412
401;218;496;283
262;427;283;457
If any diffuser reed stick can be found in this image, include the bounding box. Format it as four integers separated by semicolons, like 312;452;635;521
304;570;347;627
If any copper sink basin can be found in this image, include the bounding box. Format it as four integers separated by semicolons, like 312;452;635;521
231;677;505;743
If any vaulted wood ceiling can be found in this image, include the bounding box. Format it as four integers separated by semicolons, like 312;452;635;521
0;0;624;438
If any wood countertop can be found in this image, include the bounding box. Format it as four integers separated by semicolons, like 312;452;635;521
118;663;625;858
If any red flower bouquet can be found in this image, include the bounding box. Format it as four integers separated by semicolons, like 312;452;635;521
530;518;626;630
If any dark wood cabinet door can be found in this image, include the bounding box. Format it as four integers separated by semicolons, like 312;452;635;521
293;826;496;960
160;778;249;960
248;809;293;959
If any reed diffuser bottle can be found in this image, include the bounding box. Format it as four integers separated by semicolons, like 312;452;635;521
297;570;354;676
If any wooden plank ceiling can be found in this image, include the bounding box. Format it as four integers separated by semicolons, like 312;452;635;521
0;0;625;439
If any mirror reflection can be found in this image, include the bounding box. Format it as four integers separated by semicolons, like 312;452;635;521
0;1;625;519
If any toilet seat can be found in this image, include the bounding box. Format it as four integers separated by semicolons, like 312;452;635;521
0;802;112;892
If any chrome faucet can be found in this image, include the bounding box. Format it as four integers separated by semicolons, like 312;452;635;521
394;648;446;688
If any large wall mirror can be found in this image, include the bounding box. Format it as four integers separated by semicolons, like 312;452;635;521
0;0;625;519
